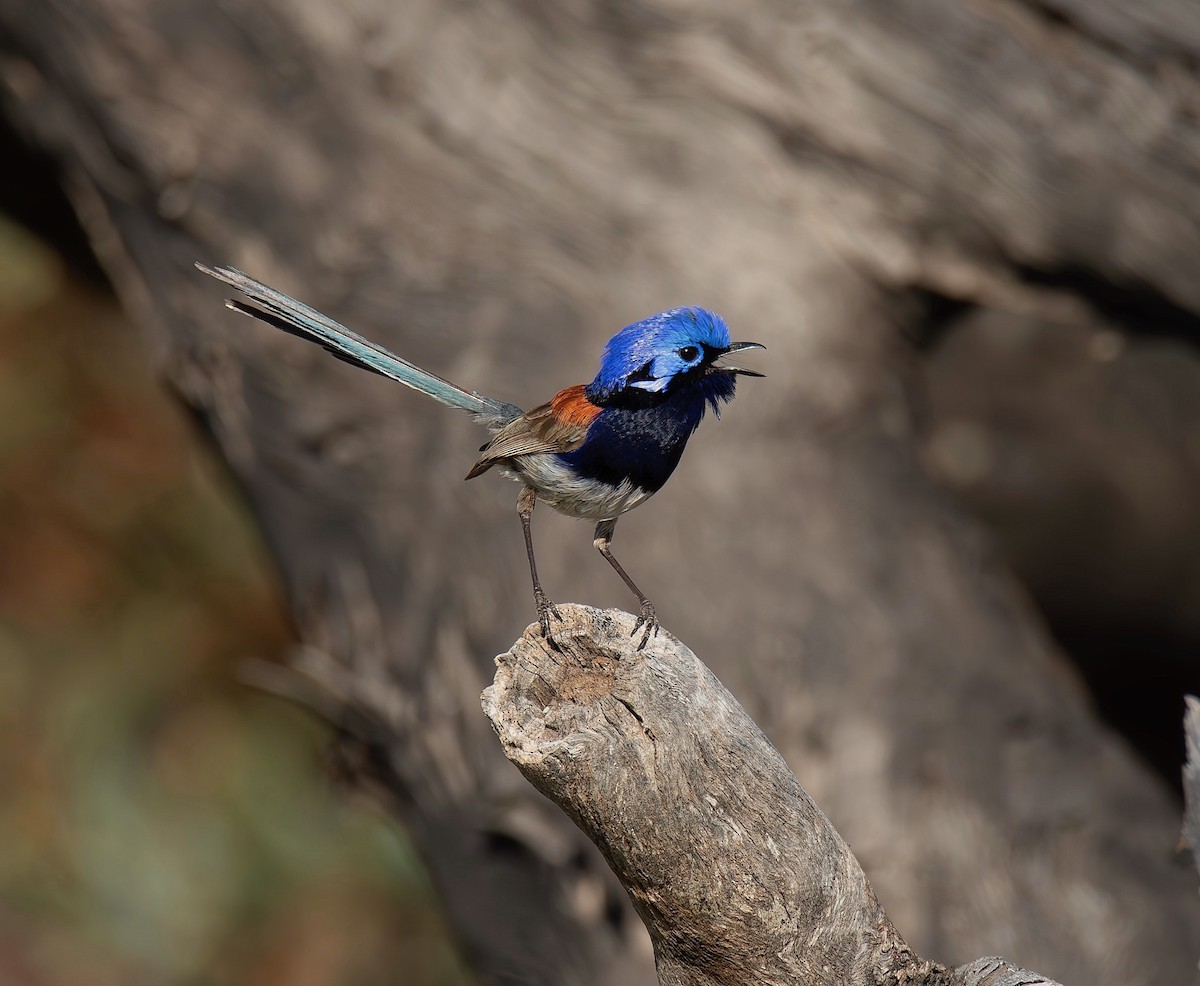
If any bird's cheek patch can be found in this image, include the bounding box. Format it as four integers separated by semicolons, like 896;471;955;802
624;358;662;391
627;364;669;392
628;377;668;392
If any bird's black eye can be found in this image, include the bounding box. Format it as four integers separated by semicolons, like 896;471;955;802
678;345;700;362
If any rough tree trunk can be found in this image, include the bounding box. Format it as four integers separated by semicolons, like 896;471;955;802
2;2;1198;984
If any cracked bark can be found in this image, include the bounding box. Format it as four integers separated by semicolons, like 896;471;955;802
483;606;1062;986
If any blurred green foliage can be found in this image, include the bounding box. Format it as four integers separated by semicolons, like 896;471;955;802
0;216;472;986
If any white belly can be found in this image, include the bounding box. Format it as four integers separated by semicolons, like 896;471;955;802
501;456;656;521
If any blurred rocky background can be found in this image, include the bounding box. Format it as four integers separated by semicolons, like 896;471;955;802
0;186;470;983
1;2;1198;985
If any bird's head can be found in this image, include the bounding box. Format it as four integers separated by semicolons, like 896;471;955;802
585;306;764;410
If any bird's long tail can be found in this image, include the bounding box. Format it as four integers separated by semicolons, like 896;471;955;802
196;263;521;428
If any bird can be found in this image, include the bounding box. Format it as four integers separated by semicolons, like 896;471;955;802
196;263;764;648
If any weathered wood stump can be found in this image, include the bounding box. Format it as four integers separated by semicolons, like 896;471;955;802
484;606;1062;986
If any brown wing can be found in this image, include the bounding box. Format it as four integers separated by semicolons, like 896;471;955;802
465;384;600;479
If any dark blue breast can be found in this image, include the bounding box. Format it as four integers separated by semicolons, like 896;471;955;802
558;377;731;493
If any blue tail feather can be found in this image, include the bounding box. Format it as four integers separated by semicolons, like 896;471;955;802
196;264;521;428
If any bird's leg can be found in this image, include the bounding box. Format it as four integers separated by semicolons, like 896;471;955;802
593;518;658;650
517;486;560;638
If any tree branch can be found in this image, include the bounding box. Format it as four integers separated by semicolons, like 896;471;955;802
482;605;1061;986
1183;696;1200;881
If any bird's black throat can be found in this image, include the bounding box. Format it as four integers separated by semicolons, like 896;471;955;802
564;372;737;493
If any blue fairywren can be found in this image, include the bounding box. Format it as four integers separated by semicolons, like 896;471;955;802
197;264;764;648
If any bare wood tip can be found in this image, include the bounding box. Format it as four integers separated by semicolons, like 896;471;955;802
482;604;655;768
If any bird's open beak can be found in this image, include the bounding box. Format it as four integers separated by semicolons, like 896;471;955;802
712;341;766;377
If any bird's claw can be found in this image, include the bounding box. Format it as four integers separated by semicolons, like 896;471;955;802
534;591;563;639
631;600;659;651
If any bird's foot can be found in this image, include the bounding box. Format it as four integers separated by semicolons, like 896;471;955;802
534;591;563;639
631;600;659;651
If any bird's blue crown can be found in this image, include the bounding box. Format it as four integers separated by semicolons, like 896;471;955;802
585;306;732;403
